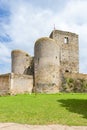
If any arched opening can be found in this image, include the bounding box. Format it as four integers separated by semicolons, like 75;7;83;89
65;70;69;73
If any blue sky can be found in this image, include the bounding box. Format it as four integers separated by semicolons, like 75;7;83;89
0;0;87;74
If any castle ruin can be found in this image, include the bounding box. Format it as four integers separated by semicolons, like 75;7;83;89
0;29;84;95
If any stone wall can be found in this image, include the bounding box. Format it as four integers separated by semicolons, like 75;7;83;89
34;37;60;93
11;50;33;75
62;73;87;92
0;74;10;95
64;73;87;79
0;73;33;95
10;73;33;94
50;30;79;73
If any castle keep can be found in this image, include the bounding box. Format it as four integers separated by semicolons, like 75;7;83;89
0;29;81;95
50;30;79;73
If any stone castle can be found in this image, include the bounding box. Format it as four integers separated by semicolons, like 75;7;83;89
0;29;83;95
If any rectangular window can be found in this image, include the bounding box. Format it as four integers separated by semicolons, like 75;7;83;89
64;37;68;44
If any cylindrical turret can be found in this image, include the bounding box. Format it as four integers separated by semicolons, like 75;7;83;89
11;50;33;75
34;37;60;93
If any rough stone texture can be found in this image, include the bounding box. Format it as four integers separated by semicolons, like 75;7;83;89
64;72;87;80
34;37;61;93
10;73;33;94
50;30;79;73
11;50;33;75
62;72;87;92
0;74;10;95
0;73;33;95
0;29;84;94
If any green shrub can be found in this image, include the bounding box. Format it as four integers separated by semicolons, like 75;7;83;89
62;77;87;93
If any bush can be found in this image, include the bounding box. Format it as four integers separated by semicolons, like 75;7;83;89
62;77;87;93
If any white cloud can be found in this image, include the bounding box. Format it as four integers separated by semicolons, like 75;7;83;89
0;42;11;63
0;42;11;74
0;0;87;74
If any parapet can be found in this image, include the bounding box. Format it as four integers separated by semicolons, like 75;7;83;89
50;30;78;38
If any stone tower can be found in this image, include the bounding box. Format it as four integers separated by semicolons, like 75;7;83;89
11;50;33;75
50;30;79;73
34;37;60;93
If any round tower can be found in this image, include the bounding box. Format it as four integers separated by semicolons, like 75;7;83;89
34;37;60;93
11;50;32;75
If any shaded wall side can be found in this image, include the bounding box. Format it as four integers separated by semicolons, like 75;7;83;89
28;57;34;75
10;73;33;94
0;74;10;95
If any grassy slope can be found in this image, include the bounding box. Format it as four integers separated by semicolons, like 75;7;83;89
0;93;87;125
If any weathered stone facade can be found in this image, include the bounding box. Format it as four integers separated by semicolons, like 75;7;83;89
0;74;10;95
0;73;33;95
50;30;79;73
1;29;86;95
62;73;87;92
11;50;33;75
10;73;33;94
34;37;60;93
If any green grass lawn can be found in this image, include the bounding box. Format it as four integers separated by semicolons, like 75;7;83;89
0;93;87;126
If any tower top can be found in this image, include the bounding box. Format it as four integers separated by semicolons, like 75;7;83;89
49;29;78;38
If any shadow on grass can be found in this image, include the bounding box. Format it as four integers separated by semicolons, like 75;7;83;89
57;99;87;119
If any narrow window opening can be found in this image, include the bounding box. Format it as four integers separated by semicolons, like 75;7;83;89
64;37;68;44
56;56;57;59
38;58;39;64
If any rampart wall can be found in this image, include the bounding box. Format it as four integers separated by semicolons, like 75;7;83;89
10;73;33;94
62;73;87;92
0;74;10;95
64;73;87;79
0;73;33;95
